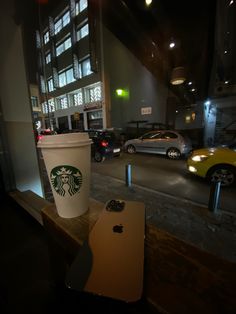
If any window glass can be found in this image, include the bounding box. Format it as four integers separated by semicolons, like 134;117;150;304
142;132;161;139
75;2;79;15
79;0;88;12
56;43;63;56
162;132;178;139
88;110;102;120
48;99;55;112
48;78;54;92
31;96;39;108
88;85;102;102
81;24;89;38
64;37;72;50
43;31;49;44
56;37;71;56
54;19;62;34
66;68;75;84
59;97;68;109
77;23;89;41
42;102;48;114
73;90;83;106
59;72;66;87
62;11;70;27
45;53;51;64
82;58;92;77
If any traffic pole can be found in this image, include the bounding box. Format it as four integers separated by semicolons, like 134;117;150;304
208;181;221;213
125;164;132;187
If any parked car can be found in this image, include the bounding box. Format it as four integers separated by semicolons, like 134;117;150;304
187;143;236;187
124;130;192;159
36;129;57;141
87;130;122;162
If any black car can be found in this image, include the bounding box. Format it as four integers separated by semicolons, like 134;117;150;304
87;130;122;162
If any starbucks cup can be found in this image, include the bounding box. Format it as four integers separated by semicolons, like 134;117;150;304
37;132;92;218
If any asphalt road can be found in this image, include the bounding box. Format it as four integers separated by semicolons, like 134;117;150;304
91;152;236;214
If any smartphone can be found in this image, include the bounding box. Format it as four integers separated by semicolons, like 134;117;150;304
66;199;145;302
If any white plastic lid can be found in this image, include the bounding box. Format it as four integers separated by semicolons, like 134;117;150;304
37;132;92;148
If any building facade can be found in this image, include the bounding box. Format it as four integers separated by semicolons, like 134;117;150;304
36;0;168;135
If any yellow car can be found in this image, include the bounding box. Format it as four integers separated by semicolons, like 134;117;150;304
187;143;236;187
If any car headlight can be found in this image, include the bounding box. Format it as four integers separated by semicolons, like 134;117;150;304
191;155;209;162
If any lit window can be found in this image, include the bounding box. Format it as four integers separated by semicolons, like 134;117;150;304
56;43;63;56
31;96;39;108
64;37;72;50
54;19;62;35
62;11;70;27
80;0;88;12
56;37;71;56
48;99;55;112
77;23;89;41
59;68;75;87
48;78;54;92
73;90;83;106
59;72;66;87
59;97;68;109
44;31;49;44
42;102;48;114
66;68;75;84
45;53;51;64
82;58;92;77
88;85;102;102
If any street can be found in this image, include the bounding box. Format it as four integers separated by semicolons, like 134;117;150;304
91;152;236;214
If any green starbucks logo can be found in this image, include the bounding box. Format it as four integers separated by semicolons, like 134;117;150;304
50;165;82;197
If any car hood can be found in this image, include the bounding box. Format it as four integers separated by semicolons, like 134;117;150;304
191;147;231;156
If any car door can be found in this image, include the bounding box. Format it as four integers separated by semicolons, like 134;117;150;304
159;131;179;153
135;131;162;153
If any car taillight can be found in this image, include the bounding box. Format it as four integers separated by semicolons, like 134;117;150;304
37;135;43;141
100;140;109;147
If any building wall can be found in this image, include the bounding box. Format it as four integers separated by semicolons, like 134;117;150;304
102;26;168;131
0;1;43;196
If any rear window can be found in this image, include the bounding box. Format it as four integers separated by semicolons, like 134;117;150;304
161;132;178;139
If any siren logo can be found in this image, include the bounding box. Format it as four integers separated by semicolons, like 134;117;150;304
50;165;82;197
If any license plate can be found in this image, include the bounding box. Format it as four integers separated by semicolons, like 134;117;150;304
113;148;120;153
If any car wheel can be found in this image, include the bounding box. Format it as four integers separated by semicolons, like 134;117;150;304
94;152;105;162
127;145;136;154
207;165;235;187
167;148;181;159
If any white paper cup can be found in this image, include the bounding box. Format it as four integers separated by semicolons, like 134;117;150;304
37;132;92;218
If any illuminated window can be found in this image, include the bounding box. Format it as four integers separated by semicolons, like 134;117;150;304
45;53;51;64
58;96;68;109
56;37;71;56
54;11;70;35
54;19;62;35
48;78;54;92
81;58;92;77
73;90;83;106
48;99;55;112
88;85;102;102
80;0;88;12
31;96;39;108
59;68;75;87
77;23;89;41
62;11;70;27
43;31;49;44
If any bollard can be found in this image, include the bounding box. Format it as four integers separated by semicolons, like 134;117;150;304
208;181;221;213
125;164;132;187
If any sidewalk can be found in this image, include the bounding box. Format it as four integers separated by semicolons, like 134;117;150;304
90;172;236;263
